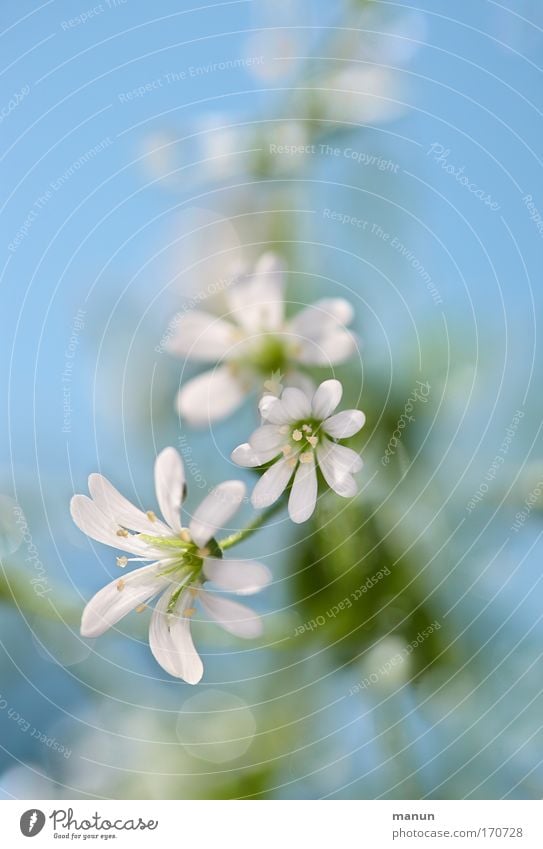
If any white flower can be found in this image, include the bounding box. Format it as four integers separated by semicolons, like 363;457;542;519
70;447;271;684
232;379;365;523
165;252;357;426
197;114;248;183
317;66;407;126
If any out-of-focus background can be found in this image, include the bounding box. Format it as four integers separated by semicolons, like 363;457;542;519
1;0;542;799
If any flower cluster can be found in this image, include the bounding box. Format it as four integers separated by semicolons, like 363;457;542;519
71;253;365;683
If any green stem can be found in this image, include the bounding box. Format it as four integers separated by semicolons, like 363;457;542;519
219;499;286;551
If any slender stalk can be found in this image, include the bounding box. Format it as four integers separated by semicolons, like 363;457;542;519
219;499;286;551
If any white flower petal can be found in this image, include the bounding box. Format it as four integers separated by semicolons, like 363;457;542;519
312;379;343;420
251;456;295;509
323;409;366;439
319;437;363;474
296;328;357;365
80;562;169;638
288;453;318;523
70;495;150;556
322;66;407;125
231;442;279;468
330;470;357;497
189;480;246;547
288;299;356;365
227;252;285;331
280;387;312;420
203;558;272;595
316;439;359;497
319;298;354;325
149;588;203;683
88;474;169;535
289;297;353;333
165;310;238;361
200;593;263;638
154;447;185;532
283;371;317;397
258;395;289;424
249;424;284;453
176;366;247;426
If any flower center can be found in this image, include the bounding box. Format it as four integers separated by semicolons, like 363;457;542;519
114;528;223;618
245;335;289;376
280;418;321;461
135;528;222;581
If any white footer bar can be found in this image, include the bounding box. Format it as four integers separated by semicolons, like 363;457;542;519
2;799;542;848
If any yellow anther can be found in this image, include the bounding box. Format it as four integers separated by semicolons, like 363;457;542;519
307;435;318;448
184;607;196;618
116;579;126;591
292;429;303;441
135;604;147;614
146;510;157;522
116;556;128;568
282;444;293;457
116;528;129;537
302;424;312;433
179;529;191;542
287;457;297;469
300;452;314;464
198;547;210;557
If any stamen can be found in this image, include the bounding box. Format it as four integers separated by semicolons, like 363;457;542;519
179;529;191;542
287;457;297;469
302;424;312;433
279;424;290;435
116;528;129;537
135;604;147;614
198;547;210;557
300;452;314;464
292;429;303;442
282;444;293;457
116;579;126;591
146;510;157;522
116;556;128;568
307;435;318;448
184;607;196;618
